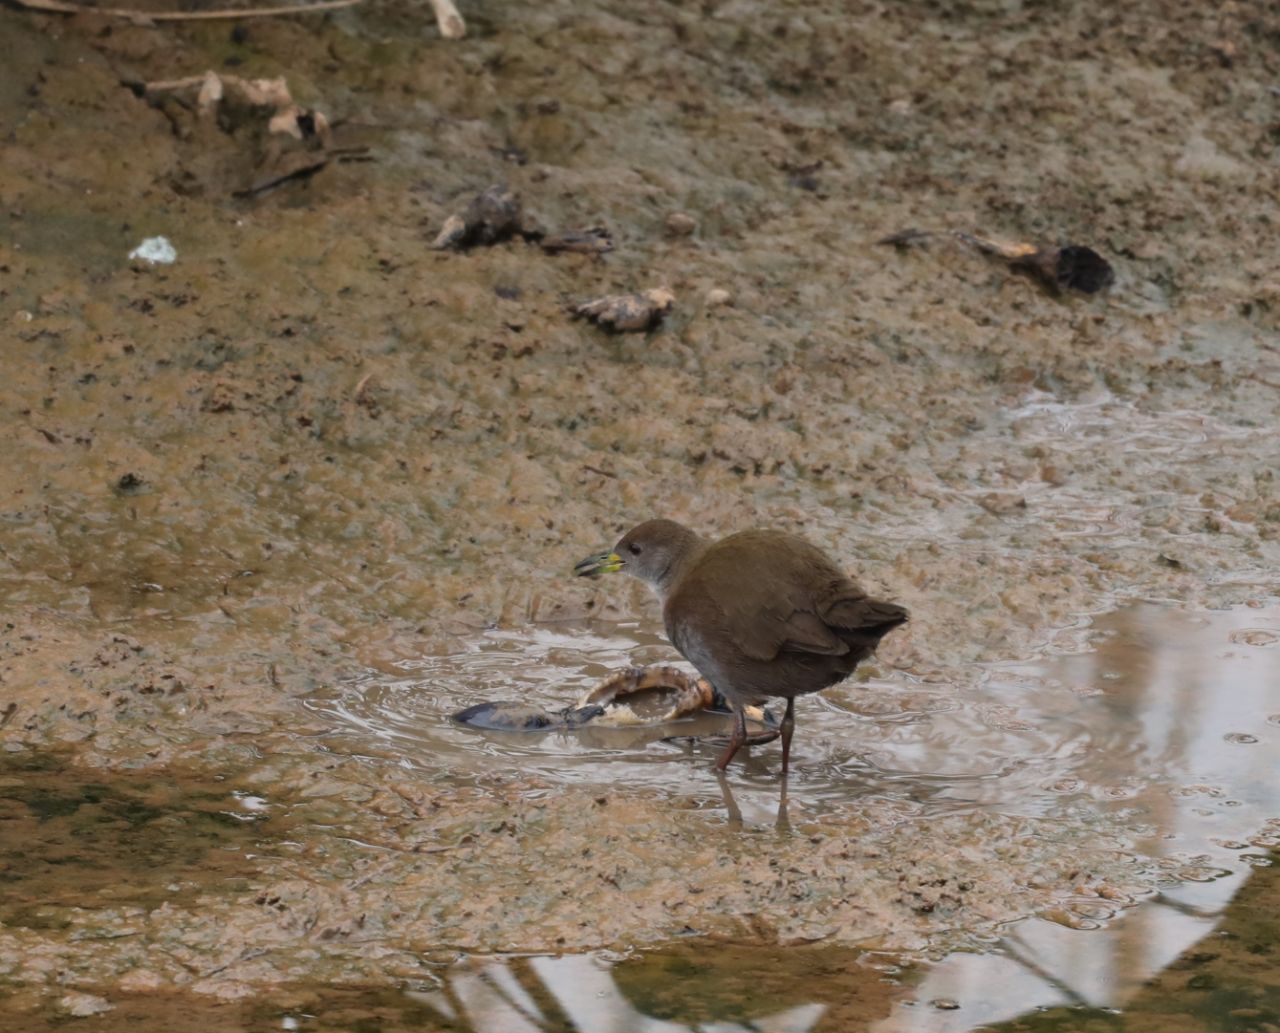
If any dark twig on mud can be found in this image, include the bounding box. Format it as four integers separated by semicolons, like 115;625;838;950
234;146;372;198
201;948;270;979
10;0;362;22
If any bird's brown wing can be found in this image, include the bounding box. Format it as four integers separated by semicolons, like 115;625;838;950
689;531;862;663
775;610;850;656
822;593;909;633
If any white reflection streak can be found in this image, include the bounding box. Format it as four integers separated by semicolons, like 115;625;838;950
750;1003;828;1033
531;955;686;1033
876;951;1071;1033
484;961;546;1023
450;960;545;1033
1006;883;1237;1006
872;884;1237;1033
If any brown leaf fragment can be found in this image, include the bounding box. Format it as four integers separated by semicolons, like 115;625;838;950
540;226;614;256
977;492;1028;516
196;70;222;115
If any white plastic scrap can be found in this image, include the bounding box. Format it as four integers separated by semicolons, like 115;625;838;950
128;236;177;265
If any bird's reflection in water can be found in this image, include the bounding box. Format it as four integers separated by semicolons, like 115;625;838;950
715;769;792;833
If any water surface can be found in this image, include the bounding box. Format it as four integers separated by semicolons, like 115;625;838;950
309;603;1279;849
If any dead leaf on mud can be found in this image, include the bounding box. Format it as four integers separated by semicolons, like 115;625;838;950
430;185;545;250
571;288;675;333
431;186;613;255
879;228;1115;295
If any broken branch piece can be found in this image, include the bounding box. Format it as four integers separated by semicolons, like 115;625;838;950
142;71;333;147
878;229;1114;295
12;0;361;24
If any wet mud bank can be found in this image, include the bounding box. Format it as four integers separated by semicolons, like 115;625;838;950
2;0;1279;1012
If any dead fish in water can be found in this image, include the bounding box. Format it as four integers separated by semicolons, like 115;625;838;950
878;228;1114;295
451;664;778;745
571;288;675;332
579;664;716;724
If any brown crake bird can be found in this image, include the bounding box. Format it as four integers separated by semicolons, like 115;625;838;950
574;519;908;774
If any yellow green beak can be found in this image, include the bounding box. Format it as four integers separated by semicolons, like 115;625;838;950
574;551;623;578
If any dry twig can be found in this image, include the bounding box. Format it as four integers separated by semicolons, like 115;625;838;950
12;0;464;35
11;0;361;23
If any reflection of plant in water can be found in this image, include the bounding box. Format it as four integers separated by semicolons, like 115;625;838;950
973;852;1280;1033
409;948;880;1033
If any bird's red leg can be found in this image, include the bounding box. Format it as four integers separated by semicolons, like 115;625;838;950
780;697;796;775
714;706;748;771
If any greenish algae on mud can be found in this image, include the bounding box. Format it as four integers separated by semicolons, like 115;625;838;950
1;0;1279;1013
0;754;273;927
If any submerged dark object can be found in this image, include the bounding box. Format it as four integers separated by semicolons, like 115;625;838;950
431;185;544;250
878;228;1114;295
451;664;778;746
452;699;604;730
571;288;674;332
575;520;908;774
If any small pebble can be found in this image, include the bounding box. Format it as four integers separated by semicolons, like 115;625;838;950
119;969;164;992
930;998;961;1011
664;211;697;237
705;288;732;307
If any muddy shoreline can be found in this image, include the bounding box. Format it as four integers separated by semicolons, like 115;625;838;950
2;0;1279;1011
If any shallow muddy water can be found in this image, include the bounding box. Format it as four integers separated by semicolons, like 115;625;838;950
13;602;1269;1028
311;604;1280;851
0;757;278;927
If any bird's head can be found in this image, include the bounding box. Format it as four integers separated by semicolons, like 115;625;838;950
573;519;703;592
